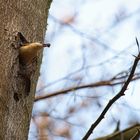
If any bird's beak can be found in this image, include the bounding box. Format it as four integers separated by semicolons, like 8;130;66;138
43;43;51;48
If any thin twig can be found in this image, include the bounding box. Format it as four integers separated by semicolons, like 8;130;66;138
82;51;140;140
136;37;140;53
130;128;140;140
35;74;140;102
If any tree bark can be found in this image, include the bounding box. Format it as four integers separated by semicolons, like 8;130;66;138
0;0;52;139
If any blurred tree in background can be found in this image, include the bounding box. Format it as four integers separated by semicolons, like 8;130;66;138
30;0;140;139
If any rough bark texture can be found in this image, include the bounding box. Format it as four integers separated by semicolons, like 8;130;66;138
0;0;52;139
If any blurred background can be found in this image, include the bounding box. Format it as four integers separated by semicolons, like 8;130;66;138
29;0;140;139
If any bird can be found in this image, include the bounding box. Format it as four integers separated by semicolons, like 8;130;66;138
19;42;50;65
16;32;50;65
16;32;50;94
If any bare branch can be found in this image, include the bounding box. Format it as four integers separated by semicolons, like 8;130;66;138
82;51;140;140
136;37;140;53
130;128;140;140
35;73;140;102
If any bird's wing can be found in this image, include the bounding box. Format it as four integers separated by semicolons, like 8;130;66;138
16;32;29;47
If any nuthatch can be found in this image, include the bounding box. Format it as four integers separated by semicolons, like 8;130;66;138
19;42;50;65
16;32;50;94
16;32;50;65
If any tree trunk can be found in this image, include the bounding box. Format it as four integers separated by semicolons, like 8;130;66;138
0;0;52;139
